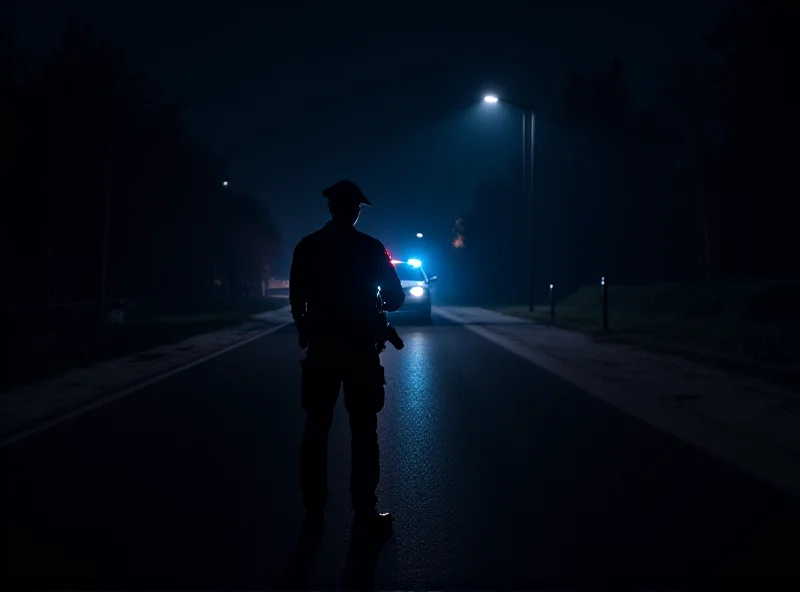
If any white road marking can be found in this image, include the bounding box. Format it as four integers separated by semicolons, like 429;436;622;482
0;321;291;449
434;306;800;498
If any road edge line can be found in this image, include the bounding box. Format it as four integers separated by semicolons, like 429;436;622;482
434;306;800;498
0;321;292;450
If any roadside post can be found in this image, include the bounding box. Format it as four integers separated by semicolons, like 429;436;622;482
549;284;555;323
601;276;608;331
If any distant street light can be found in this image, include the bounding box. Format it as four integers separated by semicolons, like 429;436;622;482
416;232;424;238
222;181;229;187
482;91;537;312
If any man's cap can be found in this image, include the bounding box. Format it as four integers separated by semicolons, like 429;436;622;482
322;179;371;206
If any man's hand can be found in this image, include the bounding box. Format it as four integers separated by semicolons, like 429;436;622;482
296;318;309;349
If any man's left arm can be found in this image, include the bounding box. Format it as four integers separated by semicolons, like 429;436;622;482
376;244;405;312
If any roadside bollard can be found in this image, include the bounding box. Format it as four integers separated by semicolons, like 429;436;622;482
549;284;555;323
601;276;608;331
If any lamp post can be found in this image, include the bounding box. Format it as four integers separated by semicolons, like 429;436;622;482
414;231;430;269
483;94;536;312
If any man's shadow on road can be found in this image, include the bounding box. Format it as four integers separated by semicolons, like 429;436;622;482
281;526;323;590
341;526;390;590
280;522;389;590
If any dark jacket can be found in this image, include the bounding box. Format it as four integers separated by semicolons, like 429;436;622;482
290;220;404;343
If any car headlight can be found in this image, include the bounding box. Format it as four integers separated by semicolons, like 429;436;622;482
409;286;424;297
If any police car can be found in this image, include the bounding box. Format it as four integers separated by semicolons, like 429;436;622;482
389;258;437;322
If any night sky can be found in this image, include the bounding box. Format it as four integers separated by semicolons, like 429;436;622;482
8;0;724;273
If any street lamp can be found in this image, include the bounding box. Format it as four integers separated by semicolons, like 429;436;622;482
482;92;536;312
416;232;424;238
222;181;229;187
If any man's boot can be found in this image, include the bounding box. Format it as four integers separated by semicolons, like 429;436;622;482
353;510;393;539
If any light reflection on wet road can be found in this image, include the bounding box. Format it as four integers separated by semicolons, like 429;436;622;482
2;314;799;589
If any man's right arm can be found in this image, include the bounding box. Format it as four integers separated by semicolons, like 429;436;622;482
289;241;306;325
377;245;405;312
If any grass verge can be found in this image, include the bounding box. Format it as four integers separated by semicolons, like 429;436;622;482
1;297;288;393
488;281;800;388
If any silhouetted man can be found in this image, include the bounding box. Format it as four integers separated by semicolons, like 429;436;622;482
289;180;404;536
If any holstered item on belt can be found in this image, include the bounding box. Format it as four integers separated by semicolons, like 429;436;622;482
374;363;386;386
364;361;387;413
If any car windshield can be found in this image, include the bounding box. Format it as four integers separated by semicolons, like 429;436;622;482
394;263;425;282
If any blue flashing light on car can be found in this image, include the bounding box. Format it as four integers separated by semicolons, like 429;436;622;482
386;257;436;322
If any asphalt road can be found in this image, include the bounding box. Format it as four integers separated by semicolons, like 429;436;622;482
2;314;799;590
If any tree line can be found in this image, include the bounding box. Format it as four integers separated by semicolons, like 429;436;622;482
1;21;281;323
456;0;796;303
